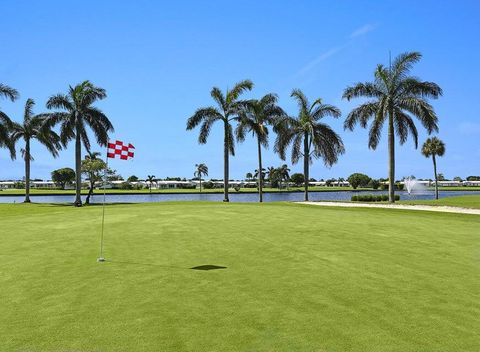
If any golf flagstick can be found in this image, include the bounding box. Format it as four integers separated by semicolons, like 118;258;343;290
97;140;135;263
97;145;108;262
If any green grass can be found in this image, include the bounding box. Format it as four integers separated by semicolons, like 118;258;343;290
400;195;480;209
1;202;479;351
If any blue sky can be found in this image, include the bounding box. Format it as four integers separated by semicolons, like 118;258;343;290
1;0;479;180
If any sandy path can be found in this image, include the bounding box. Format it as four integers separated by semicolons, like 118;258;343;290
297;201;480;215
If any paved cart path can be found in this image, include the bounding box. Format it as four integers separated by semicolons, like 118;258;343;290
297;201;480;215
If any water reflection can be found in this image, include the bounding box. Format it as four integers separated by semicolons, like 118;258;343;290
0;190;479;204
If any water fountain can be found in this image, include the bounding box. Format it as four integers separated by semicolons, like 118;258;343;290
403;176;429;198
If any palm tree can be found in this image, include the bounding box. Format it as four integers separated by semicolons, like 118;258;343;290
186;80;253;202
194;163;208;192
10;99;61;203
245;172;253;181
421;137;445;200
275;89;345;201
146;175;156;193
0;83;19;158
343;52;442;202
235;94;285;202
278;164;291;189
46;81;114;206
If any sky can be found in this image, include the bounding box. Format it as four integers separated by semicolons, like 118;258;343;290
1;0;479;181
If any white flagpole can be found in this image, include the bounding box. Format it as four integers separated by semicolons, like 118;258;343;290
97;145;109;262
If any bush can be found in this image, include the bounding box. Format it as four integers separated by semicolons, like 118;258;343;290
395;183;404;191
351;194;399;202
369;179;381;190
380;183;388;191
203;181;214;189
119;182;133;190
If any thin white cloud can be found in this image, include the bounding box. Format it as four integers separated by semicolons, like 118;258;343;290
294;23;376;77
350;24;376;38
296;46;344;76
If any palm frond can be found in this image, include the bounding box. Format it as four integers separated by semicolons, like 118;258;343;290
226;80;253;105
186;107;222;130
0;83;19;101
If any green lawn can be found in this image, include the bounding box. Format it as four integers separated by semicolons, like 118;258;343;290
1;202;479;351
400;195;480;209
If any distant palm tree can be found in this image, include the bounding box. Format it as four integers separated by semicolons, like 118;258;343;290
10;99;61;203
253;168;266;188
146;175;156;193
194;163;208;192
421;137;445;200
46;81;114;206
278;164;291;189
245;172;253;181
236;93;285;202
0;83;19;158
186;79;253;202
343;52;442;202
275;89;345;201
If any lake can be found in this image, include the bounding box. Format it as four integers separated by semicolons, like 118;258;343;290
1;190;479;203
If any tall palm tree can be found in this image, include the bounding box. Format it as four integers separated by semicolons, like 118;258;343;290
10;99;61;203
194;163;208;192
343;52;442;202
275;89;345;201
186;79;253;202
236;94;285;202
0;83;19;158
421;137;445;200
46;81;114;206
146;175;156;193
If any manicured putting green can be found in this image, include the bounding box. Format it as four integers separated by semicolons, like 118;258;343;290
1;202;479;351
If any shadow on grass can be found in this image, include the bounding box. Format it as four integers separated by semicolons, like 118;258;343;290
190;265;227;271
106;261;227;271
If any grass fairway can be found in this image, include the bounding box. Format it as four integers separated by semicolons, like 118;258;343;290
1;202;479;351
401;195;480;209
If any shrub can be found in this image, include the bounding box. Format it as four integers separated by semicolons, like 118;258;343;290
203;181;214;189
395;195;400;201
119;182;133;190
369;179;381;190
395;183;404;191
351;195;358;201
381;195;388;201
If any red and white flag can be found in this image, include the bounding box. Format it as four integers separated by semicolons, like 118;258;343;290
107;140;135;160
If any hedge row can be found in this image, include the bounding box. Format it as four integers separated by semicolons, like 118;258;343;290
351;194;400;202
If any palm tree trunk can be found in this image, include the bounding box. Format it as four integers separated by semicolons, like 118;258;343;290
74;129;82;207
86;178;94;204
433;154;438;200
223;122;229;202
304;133;309;202
24;138;31;203
199;176;202;192
388;109;395;203
257;137;263;203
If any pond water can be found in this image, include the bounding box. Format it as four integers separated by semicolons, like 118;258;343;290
0;190;479;204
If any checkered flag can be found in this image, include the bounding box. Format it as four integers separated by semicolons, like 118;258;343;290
107;140;135;160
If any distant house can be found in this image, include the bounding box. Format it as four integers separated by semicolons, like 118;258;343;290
0;181;15;189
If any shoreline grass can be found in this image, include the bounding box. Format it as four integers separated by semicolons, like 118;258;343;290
1;186;479;197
